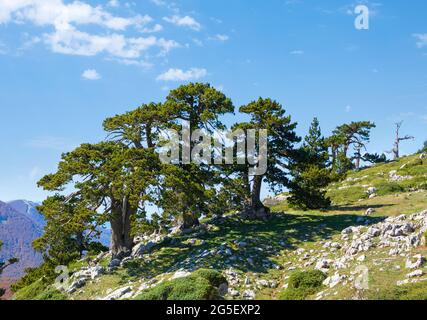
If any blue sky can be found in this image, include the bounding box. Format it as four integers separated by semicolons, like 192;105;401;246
0;0;426;202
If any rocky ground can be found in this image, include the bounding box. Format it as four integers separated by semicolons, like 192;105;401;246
58;207;426;301
11;152;427;300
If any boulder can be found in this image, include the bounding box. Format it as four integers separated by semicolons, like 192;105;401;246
108;258;121;270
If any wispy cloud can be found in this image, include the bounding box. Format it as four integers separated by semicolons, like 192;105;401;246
209;34;229;42
163;15;201;31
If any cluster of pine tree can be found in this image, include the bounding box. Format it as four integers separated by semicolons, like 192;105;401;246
19;83;379;281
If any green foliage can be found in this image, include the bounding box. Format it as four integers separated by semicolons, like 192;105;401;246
374;182;405;196
11;262;56;293
328;121;376;173
289;118;332;210
13;278;48;300
232;98;300;214
86;242;109;256
278;270;326;300
136;269;226;300
363;153;387;164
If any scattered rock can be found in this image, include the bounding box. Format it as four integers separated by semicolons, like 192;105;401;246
407;270;424;278
228;288;240;297
323;273;346;288
171;270;191;280
406;255;425;270
243;290;256;300
356;255;366;262
365;208;375;216
101;286;133;300
367;187;377;195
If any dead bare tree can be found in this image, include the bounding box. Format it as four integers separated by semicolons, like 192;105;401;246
388;121;414;160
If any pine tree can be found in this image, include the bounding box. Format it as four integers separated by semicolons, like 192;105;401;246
288;118;332;210
38;142;161;259
232;98;300;219
326;121;375;173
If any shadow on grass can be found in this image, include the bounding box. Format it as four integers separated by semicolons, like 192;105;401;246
123;212;386;279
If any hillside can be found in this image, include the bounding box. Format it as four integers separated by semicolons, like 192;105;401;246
12;152;427;300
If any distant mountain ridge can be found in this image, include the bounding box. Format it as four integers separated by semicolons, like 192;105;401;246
0;200;43;279
0;199;111;282
6;200;45;229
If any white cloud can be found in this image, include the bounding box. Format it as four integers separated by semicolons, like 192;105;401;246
0;0;179;62
413;33;427;48
82;69;101;80
44;24;179;58
157;68;207;81
345;105;352;112
209;34;229;42
0;0;151;31
141;23;163;33
163;15;201;31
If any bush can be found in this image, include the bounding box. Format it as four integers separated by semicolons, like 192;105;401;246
374;182;404;196
136;269;227;300
278;270;326;300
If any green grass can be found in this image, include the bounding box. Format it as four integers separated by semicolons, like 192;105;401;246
135;269;226;300
368;282;427;300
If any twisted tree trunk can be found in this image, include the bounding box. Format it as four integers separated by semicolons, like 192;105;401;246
243;175;270;220
110;198;134;259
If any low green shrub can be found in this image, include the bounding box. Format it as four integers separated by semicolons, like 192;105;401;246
136;269;227;300
374;182;405;196
278;270;326;300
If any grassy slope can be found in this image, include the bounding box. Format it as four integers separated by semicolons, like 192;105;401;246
14;153;427;300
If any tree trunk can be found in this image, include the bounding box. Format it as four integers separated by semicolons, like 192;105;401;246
242;175;270;220
110;198;134;259
181;212;200;230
